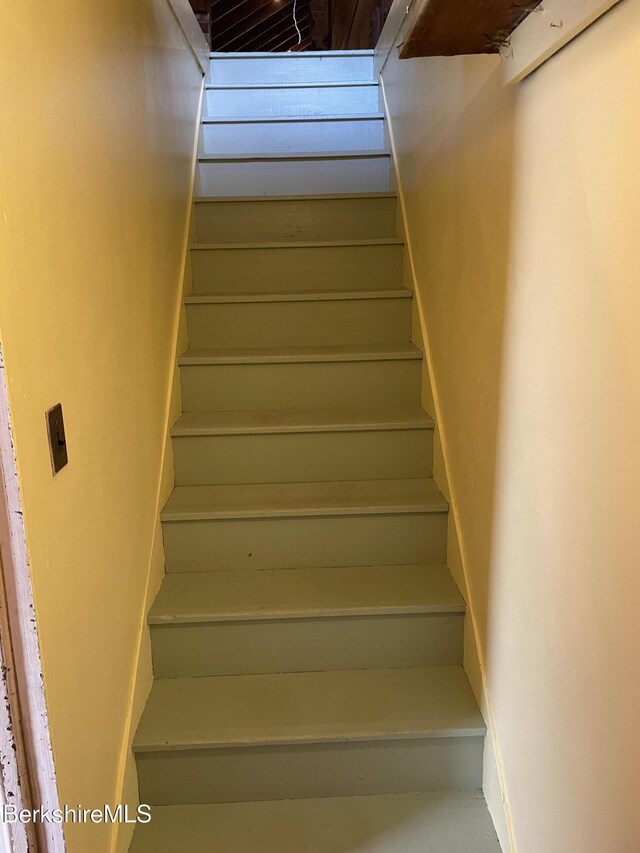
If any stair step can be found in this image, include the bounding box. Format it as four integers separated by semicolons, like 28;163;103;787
172;428;432;485
161;478;446;522
199;149;390;162
135;665;483;751
190;237;404;294
184;287;409;304
201;115;385;155
151;564;464;623
149;565;465;677
170;406;434;485
161;478;446;572
209;51;375;86
204;81;380;120
196;190;394;197
192;237;403;249
196;151;390;196
201;113;385;123
130;791;501;853
184;289;413;348
171;405;432;435
195;193;397;243
178;360;420;412
190;237;404;248
133;666;484;803
178;346;421;415
178;342;421;366
206;80;378;90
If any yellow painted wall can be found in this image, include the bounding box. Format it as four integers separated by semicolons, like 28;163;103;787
0;1;202;850
382;2;640;851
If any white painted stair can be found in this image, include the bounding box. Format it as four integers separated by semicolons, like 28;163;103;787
197;53;390;197
130;50;500;852
200;114;386;155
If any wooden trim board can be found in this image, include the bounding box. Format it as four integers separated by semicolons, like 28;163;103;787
166;0;210;76
0;345;65;853
503;0;624;83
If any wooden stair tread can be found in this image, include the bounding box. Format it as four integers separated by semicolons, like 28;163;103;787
201;113;385;124
171;405;432;436
161;478;447;521
198;150;390;162
206;80;378;90
133;665;484;751
184;288;411;304
149;564;465;624
194;191;395;201
178;342;421;366
190;237;403;249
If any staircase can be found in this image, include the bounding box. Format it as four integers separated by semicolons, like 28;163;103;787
130;50;501;852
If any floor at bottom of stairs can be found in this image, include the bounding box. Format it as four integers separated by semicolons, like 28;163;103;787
130;791;501;852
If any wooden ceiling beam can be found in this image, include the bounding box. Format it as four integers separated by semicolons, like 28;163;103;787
399;0;541;58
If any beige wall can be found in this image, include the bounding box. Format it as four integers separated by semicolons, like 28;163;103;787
0;1;202;850
382;2;640;851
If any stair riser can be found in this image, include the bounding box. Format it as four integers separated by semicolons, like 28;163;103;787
151;613;464;678
172;428;432;486
196;157;390;197
162;512;447;572
195;196;397;243
179;359;421;412
191;244;404;294
205;85;380;118
136;736;484;805
201;118;384;155
209;55;375;86
185;298;411;349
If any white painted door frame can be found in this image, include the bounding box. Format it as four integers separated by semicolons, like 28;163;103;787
0;346;65;853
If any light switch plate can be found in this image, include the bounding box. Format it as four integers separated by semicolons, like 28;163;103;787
46;403;68;475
